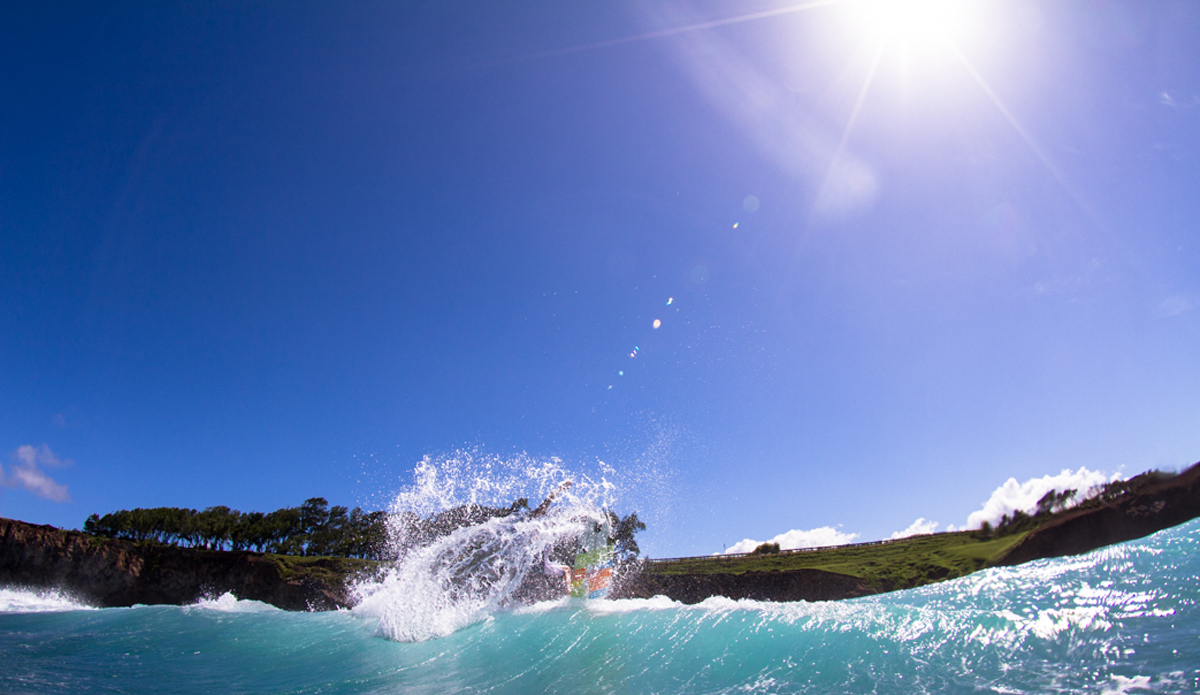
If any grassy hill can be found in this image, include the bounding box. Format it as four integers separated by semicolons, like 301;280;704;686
645;530;1029;592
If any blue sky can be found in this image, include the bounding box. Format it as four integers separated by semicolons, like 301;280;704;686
2;0;1198;556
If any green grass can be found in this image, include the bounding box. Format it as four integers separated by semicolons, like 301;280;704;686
646;531;1028;592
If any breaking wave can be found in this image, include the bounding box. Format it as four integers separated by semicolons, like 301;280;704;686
352;451;622;642
1;520;1197;693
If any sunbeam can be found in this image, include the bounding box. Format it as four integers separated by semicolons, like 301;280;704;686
815;39;887;218
946;41;1103;228
513;0;848;63
948;44;1063;186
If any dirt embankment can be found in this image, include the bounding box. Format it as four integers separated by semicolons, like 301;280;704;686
0;518;360;610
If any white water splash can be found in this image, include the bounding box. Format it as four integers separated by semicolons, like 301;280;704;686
353;451;621;642
189;591;279;614
0;587;94;613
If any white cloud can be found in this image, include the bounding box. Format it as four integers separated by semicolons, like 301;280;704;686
891;517;939;539
722;526;859;555
2;445;72;503
965;467;1117;530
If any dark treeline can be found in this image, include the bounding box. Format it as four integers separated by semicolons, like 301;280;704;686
983;468;1178;538
390;500;645;559
84;498;389;559
85;496;648;562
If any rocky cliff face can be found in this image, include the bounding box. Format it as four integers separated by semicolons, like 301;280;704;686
614;566;873;603
0;519;363;610
5;462;1199;610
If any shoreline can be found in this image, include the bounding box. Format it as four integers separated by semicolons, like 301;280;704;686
0;519;368;610
4;461;1198;610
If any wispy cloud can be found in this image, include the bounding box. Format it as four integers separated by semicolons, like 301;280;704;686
1159;90;1200;110
891;517;938;539
1156;294;1194;318
2;445;73;503
964;467;1117;530
721;525;859;555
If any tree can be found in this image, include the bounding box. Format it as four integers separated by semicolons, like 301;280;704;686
195;506;238;550
606;511;647;559
1035;490;1057;517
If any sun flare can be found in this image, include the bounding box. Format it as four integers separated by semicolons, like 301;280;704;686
847;0;976;50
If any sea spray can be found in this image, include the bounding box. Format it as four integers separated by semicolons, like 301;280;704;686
0;587;94;613
189;591;280;614
352;451;622;642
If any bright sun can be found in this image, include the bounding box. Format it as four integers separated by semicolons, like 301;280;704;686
847;0;976;50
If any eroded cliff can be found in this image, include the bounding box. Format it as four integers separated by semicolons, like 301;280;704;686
0;518;368;610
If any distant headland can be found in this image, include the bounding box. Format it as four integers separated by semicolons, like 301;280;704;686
2;462;1197;610
621;462;1200;602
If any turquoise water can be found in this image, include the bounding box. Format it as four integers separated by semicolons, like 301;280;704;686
3;519;1198;694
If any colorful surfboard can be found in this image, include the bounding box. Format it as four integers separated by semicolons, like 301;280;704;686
570;546;614;599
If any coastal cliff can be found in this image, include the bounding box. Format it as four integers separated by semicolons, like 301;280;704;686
614;566;874;603
617;461;1200;605
4;461;1199;610
996;461;1200;566
0;518;367;610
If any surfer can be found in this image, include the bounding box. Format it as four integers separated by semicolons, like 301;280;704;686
530;481;579;593
542;557;572;591
530;480;572;517
528;480;615;599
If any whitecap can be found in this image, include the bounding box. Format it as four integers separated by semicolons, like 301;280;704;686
189;591;278;613
0;587;95;613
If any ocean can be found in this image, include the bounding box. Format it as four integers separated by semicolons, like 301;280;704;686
2;517;1196;694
